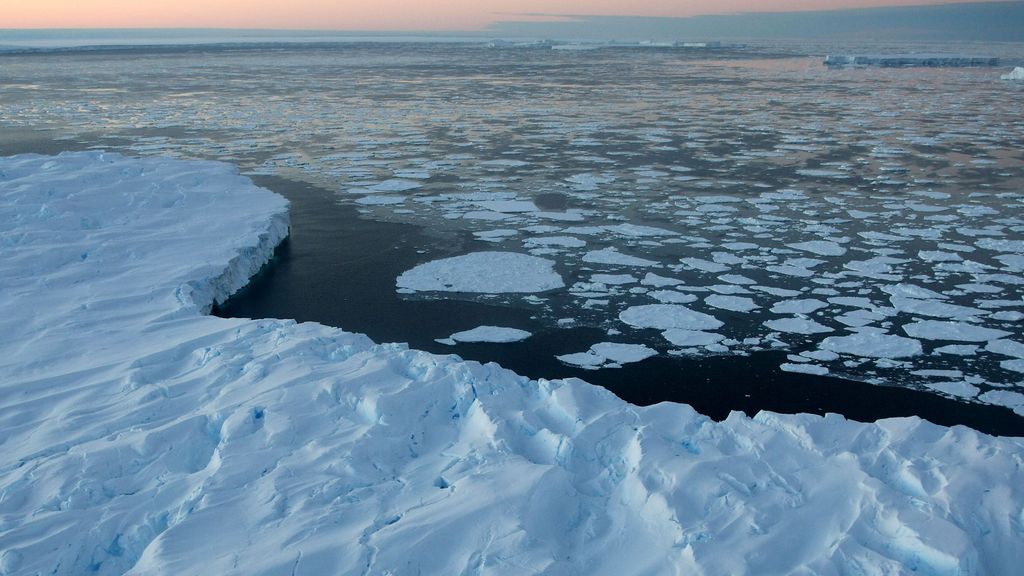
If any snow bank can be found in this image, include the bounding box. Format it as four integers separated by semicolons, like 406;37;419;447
2;153;1023;576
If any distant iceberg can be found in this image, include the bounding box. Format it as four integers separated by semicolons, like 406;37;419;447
1002;66;1024;80
825;54;999;68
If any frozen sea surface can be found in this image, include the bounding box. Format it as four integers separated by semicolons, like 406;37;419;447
2;41;1023;415
3;152;1024;575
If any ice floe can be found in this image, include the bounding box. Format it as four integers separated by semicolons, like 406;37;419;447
557;342;658;369
619;304;724;331
821;332;923;358
397;252;564;293
448;326;532;343
903;320;1011;342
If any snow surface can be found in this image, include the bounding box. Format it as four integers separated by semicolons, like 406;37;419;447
397;251;564;293
3;153;1024;575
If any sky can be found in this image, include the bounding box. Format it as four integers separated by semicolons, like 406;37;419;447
2;0;1009;31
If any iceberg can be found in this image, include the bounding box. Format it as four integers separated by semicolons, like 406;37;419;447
1001;67;1024;81
2;153;1023;575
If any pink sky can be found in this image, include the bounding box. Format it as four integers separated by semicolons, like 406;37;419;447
5;0;997;30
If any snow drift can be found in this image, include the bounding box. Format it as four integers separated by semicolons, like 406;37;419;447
1;153;1022;575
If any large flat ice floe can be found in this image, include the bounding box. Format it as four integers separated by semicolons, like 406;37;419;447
2;153;1023;576
397;251;563;293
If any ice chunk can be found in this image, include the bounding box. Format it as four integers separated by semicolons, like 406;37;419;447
770;299;827;314
641;272;683;287
661;329;725;347
591;342;658;364
649;290;698;304
705;294;758;313
903;321;1011;342
889;295;985;320
525;236;587;249
786;240;846;256
449;326;532;343
369;178;422;192
764;317;833;335
620;304;723;331
557;342;657;369
821;333;923;358
1002;67;1024;81
397;252;564;293
781;363;829;376
985;340;1024;358
925;381;980;399
680;257;729;273
583;248;659;267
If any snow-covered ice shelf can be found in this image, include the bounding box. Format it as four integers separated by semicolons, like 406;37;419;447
2;152;1023;574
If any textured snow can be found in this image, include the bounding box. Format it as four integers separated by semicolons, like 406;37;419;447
397;251;564;293
3;154;1024;576
449;326;532;343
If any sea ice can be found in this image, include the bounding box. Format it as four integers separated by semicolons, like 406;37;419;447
781;363;829;376
986;340;1024;358
705;294;758;312
764;317;833;335
369;178;421;192
449;326;532;343
770;299;828;314
397;251;564;293
1002;67;1024;81
903;320;1011;342
649;290;699;304
641;272;683;287
661;329;726;347
619;304;724;331
557;342;657;369
786;240;847;256
820;332;923;358
583;247;660;267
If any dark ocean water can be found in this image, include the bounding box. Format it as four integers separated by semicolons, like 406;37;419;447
214;176;1024;435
